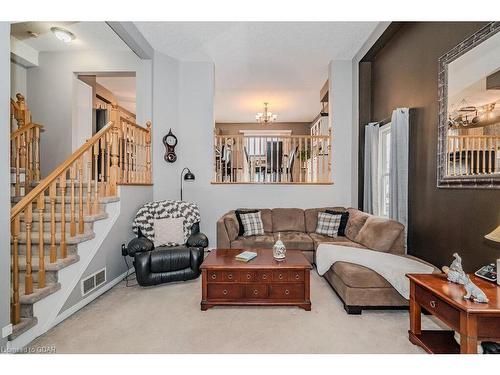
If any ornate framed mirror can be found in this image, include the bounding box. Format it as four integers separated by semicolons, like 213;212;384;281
437;22;500;188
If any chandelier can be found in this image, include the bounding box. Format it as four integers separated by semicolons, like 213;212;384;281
256;102;277;124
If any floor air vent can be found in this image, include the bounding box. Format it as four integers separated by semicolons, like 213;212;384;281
81;268;107;296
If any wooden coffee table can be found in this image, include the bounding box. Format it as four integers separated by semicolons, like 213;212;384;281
200;249;312;311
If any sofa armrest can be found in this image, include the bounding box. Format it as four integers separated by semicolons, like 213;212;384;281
187;232;209;248
190;247;205;272
126;236;154;257
217;215;231;248
134;251;153;286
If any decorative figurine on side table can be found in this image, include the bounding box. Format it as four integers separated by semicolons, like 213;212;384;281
442;252;489;303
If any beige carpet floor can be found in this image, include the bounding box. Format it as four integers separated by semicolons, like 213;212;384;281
28;271;444;353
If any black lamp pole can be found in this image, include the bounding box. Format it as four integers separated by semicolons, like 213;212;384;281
180;167;195;201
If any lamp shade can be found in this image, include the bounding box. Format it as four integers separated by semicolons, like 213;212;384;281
184;170;195;181
485;225;500;243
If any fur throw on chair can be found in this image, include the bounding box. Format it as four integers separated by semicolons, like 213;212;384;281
132;200;201;245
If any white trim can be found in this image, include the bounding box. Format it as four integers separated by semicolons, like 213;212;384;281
2;324;13;338
51;267;133;329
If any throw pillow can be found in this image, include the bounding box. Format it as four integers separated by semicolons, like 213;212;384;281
354;216;404;252
153;217;185;247
239;211;265;236
326;210;349;236
315;212;342;237
235;209;259;236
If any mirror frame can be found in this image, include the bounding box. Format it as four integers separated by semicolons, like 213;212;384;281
437;21;500;189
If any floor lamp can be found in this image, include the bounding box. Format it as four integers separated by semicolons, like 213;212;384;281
180;167;195;201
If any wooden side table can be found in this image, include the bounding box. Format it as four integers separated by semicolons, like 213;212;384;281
407;273;500;354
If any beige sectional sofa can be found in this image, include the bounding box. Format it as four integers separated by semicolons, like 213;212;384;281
217;207;434;314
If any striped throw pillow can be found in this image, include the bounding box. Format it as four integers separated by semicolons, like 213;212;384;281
239;211;265;236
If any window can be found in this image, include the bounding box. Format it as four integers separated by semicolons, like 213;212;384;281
377;123;391;217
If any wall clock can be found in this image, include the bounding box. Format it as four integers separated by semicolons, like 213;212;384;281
163;128;178;163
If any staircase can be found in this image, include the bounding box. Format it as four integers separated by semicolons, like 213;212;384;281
8;98;152;347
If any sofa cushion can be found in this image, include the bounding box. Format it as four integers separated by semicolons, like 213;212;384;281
309;233;367;250
345;208;370;241
354;216;404;252
231;234;275;249
304;207;345;233
273;232;313;251
332;261;393;288
224;215;239;241
238;208;273;233
272;208;306;232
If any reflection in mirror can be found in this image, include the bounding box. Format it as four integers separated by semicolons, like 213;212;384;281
445;29;500;179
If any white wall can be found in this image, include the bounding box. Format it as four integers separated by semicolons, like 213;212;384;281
60;185;153;313
152;58;355;246
27;50;152;176
0;22;11;349
10;61;27;100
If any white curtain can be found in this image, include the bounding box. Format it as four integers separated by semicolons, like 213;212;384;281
389;108;409;229
363;122;379;214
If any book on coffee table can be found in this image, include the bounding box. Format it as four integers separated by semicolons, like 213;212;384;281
235;251;257;262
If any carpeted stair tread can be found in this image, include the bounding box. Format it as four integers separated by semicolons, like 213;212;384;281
17;230;95;244
9;317;37;341
11;195;119;204
18;283;61;305
16;254;80;271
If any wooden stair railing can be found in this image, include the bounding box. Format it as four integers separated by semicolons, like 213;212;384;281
10;104;151;326
10;93;43;196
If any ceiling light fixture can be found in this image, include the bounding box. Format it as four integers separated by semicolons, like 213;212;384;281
50;27;75;43
256;102;278;124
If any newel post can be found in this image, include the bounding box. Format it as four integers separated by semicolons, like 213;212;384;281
146;121;152;183
109;103;121;195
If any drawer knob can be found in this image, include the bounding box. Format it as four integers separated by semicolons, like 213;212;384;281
279;274;283;279
247;274;251;279
285;289;290;295
262;275;267;280
430;300;436;308
253;289;259;295
228;274;233;279
211;274;216;279
295;274;300;280
223;289;228;295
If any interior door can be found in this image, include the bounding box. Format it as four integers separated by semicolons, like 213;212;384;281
71;76;93;152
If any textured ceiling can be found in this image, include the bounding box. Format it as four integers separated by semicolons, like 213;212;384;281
135;22;379;122
11;22;131;52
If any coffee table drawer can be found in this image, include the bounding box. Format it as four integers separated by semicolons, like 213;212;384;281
240;271;256;282
207;271;223;282
289;270;304;282
273;270;289;282
257;270;272;282
415;285;460;328
270;284;305;300
207;284;242;299
245;284;268;299
222;271;238;282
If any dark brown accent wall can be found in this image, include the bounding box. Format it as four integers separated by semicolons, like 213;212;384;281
360;22;500;271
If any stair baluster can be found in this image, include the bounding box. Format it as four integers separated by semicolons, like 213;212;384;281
49;182;57;263
70;165;76;237
24;204;33;295
59;176;67;259
78;158;84;235
11;217;21;325
37;193;46;288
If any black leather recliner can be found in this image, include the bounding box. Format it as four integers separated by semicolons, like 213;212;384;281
126;222;208;286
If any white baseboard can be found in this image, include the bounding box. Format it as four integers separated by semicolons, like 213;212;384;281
50;267;134;329
2;324;13;338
